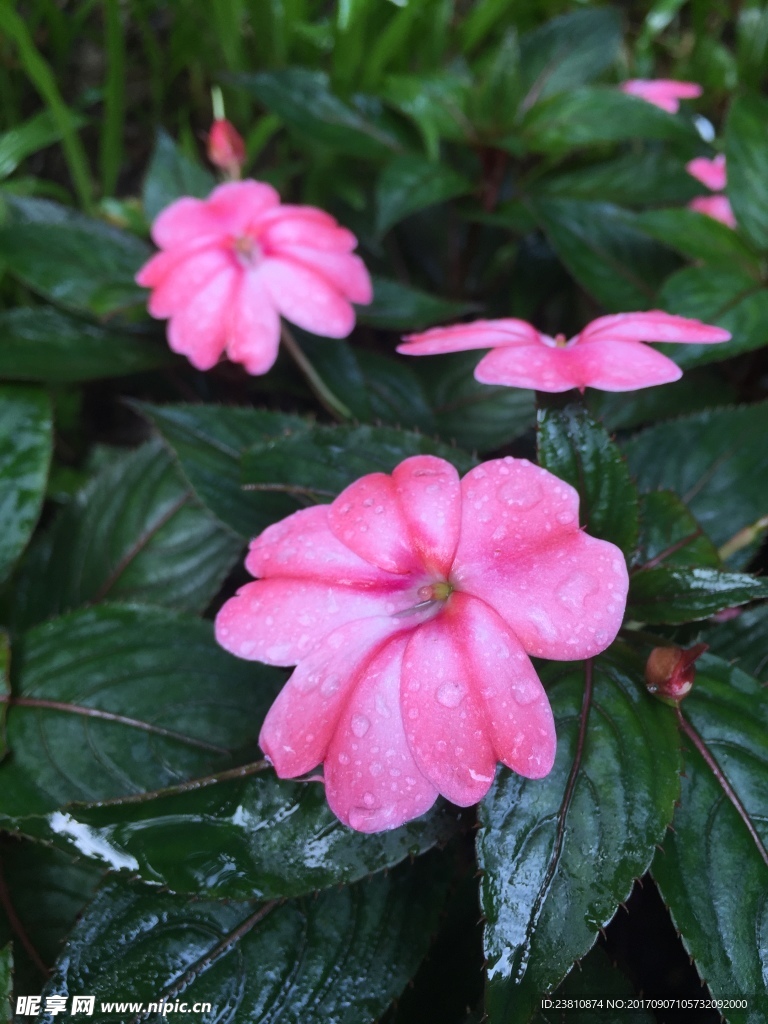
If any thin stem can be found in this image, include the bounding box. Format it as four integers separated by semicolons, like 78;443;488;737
718;514;768;562
676;707;768;869
280;323;352;421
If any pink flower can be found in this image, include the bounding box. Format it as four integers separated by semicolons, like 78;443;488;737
215;455;629;832
398;311;731;393
685;155;737;228
135;181;373;374
620;79;702;113
207;119;246;177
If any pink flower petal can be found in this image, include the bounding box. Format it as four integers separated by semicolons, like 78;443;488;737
329;473;420;575
151;197;224;249
580;311;731;345
620;79;701;113
259;616;404;778
273;246;373;304
260;257;356;338
391;456;462;577
207;180;281;234
225;271;281;375
567;339;683;391
398;318;541;356
246;504;409;591
146;247;233;319
215;577;411;666
686;154;727;191
688;195;737;229
166;266;238;369
260;213;358;253
325;634;438;832
453;458;628;658
402;594;555;795
474;342;580;392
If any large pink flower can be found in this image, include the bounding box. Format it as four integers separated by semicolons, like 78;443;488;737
215;455;629;832
620;79;702;113
686;155;736;228
398;311;731;393
135;181;372;374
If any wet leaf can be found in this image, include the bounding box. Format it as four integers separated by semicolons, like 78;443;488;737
628;567;768;624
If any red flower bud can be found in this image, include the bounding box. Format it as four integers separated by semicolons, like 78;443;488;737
207;119;245;177
645;643;708;705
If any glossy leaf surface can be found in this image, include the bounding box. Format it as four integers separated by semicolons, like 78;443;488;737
725;94;768;251
632;491;720;570
628;567;768;624
142;130;216;221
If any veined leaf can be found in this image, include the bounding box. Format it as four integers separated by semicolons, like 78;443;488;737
628;567;768;624
358;276;478;331
376;154;472;236
705;604;768;682
142;129;215;221
725;94;768;251
632;491;720;571
478;650;680;1024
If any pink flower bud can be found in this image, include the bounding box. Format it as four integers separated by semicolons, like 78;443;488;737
645;643;708;705
207;119;246;176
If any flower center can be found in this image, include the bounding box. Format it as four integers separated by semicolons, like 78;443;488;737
417;581;454;602
554;332;568;348
232;234;262;267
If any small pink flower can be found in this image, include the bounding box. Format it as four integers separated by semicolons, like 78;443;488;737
620;79;702;114
685;155;737;228
207;119;246;177
398;311;730;393
215;455;629;832
136;181;373;374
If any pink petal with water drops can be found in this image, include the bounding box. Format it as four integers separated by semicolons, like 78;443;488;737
568;338;683;391
276;246;373;304
474;342;581;392
689;195;737;229
325;634;438;832
259;616;404;779
580;311;731;345
225;271;282;375
454;457;582;571
392;456;462;577
260;257;356;338
398;318;541;355
246;504;409;591
260;212;357;253
329;473;420;575
215;577;411;667
166;266;237;369
686;154;727;191
400;597;499;806
464;530;628;660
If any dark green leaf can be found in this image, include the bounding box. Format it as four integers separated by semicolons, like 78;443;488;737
0;631;9;761
417;352;536;452
136;403;307;537
12;441;241;628
478;650;680;1024
0;109;86;181
0;308;172;382
623;403;768;563
0;837;103;996
0;944;10;1024
0;385;52;583
24;773;460;899
725;94;768;251
634;208;759;269
531;200;677;311
656;266;768;369
704;603;768;682
242;423;476;501
628;567;768;624
652;656;768;1018
43;856;450;1024
537;405;639;556
381;72;471;157
633;491;720;570
358;276;478;330
142;129;215;221
589;370;738;431
233;68;402;158
0;221;150;318
521;88;690;152
519;8;623;101
376;154;472;236
0;604;283;821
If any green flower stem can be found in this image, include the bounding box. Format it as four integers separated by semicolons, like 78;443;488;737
280;323;353;421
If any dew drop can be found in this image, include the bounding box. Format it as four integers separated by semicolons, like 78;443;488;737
362;791;376;808
338;752;350;765
351;714;370;738
436;681;466;707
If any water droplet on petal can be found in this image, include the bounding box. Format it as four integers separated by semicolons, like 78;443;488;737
351;714;370;738
435;681;466;708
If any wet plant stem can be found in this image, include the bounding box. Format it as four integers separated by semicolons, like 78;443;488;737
280;323;352;421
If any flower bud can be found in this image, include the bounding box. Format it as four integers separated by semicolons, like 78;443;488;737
645;643;708;705
207;119;245;177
